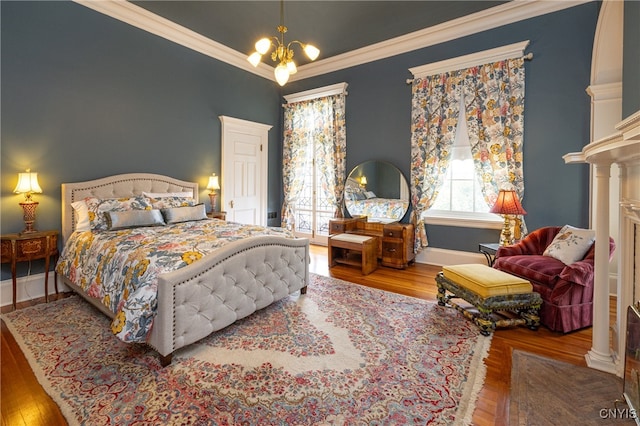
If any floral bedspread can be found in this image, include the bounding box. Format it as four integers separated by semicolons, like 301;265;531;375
56;219;295;343
345;198;409;221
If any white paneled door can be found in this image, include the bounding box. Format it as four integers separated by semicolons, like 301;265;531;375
220;116;271;226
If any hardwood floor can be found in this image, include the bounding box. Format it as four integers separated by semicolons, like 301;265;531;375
1;244;603;425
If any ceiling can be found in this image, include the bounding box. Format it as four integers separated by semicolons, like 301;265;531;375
130;1;507;67
80;1;587;83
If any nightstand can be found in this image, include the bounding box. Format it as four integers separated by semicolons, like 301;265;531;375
207;211;227;220
1;230;59;310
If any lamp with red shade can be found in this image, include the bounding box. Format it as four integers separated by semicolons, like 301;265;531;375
490;189;527;246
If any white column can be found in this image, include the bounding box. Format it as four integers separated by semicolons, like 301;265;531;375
616;163;629;376
586;161;616;373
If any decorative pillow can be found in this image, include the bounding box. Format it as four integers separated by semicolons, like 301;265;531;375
543;225;596;265
71;200;91;232
106;209;165;230
365;191;376;199
149;196;196;210
161;204;207;224
142;191;193;199
84;196;153;231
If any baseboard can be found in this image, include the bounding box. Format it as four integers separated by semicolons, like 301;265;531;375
415;247;487;266
0;272;70;308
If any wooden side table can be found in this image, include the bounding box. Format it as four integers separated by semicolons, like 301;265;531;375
207;211;227;220
1;230;59;310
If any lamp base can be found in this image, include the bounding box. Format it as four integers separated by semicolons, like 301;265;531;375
499;214;512;247
208;192;218;213
19;201;38;234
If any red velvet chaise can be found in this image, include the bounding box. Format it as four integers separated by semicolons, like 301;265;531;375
493;226;615;333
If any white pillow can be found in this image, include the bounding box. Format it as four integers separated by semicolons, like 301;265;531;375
71;200;91;232
543;225;596;265
142;191;193;199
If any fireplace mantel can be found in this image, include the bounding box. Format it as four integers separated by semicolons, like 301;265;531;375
564;109;640;376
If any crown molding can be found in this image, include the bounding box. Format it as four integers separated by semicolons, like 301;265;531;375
74;0;592;84
290;0;591;82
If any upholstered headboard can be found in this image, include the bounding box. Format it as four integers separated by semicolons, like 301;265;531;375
61;173;198;243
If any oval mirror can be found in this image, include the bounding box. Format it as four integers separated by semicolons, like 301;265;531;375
344;160;410;223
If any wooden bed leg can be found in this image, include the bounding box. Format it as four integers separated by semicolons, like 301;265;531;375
159;353;173;367
300;286;307;295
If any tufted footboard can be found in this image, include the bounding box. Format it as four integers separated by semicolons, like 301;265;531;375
149;235;309;366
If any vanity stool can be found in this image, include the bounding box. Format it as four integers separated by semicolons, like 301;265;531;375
328;233;378;275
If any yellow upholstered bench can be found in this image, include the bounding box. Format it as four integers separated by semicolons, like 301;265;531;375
435;264;542;335
328;233;378;275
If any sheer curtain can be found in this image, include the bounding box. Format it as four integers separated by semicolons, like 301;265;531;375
410;57;526;250
281;94;346;231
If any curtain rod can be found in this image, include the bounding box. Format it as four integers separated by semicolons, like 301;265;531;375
405;52;534;85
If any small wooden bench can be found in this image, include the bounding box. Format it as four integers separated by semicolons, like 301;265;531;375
435;264;542;335
328;233;378;275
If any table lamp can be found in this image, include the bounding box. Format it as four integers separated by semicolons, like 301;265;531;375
14;169;43;234
490;189;527;246
359;176;367;188
206;173;220;212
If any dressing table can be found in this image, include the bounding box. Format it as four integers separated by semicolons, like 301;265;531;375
329;216;414;269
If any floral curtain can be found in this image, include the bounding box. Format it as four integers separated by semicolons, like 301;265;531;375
464;57;527;237
281;94;347;230
410;71;462;251
410;57;527;251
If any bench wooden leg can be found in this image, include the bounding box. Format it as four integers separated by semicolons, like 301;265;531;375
361;239;377;275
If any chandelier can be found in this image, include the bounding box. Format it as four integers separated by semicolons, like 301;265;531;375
247;0;320;86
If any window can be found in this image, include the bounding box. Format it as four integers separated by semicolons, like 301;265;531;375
422;95;502;229
282;83;348;244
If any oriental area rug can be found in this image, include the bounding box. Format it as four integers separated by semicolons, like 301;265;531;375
2;273;491;425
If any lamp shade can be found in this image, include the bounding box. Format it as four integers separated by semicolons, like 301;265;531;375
490;190;526;215
255;38;272;55
360;176;367;186
206;174;220;192
304;44;320;60
247;52;262;67
274;63;290;86
14;170;42;195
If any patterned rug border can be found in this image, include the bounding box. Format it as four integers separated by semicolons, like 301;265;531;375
2;273;492;425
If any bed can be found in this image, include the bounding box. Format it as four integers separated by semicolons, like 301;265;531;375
57;173;309;366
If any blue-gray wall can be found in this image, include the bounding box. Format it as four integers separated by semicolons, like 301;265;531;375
624;0;640;118
1;1;282;279
283;2;601;252
3;1;629;278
